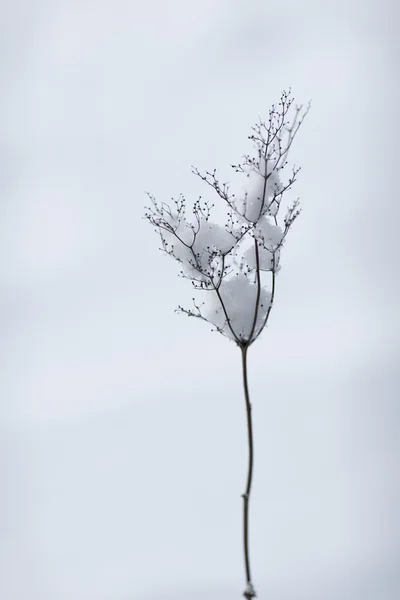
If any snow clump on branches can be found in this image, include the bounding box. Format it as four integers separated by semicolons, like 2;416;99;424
144;89;310;347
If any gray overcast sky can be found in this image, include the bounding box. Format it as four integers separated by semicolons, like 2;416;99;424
1;1;399;599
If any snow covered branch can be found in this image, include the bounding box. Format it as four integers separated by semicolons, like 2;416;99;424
144;89;309;348
144;89;309;600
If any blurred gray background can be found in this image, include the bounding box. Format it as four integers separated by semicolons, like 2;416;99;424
1;1;399;599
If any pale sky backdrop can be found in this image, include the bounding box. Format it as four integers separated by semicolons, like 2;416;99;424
1;1;399;599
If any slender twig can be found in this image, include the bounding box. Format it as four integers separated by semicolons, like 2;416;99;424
247;237;262;345
240;236;261;600
256;256;277;342
241;345;256;598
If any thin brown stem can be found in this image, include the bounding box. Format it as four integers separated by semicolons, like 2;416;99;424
247;238;261;345
241;345;256;598
257;256;276;341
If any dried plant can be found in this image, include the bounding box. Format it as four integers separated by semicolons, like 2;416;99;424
144;89;310;598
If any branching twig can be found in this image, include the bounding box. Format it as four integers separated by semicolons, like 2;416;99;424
143;89;309;599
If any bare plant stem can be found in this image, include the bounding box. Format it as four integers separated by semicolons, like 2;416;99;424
241;345;256;598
